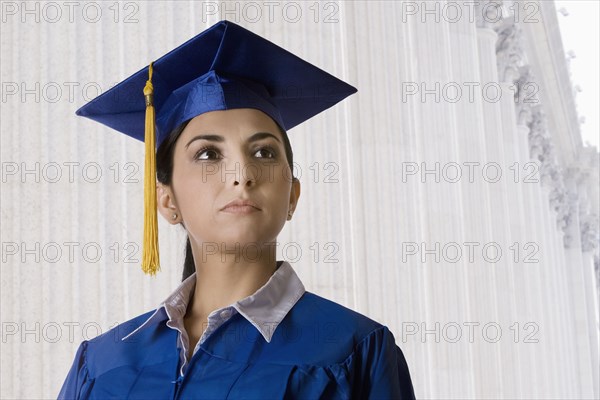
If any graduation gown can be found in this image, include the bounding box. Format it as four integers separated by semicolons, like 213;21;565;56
58;263;415;399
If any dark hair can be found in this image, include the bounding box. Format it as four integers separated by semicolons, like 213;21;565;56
156;117;296;282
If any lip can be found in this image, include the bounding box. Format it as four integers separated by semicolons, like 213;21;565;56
220;199;262;214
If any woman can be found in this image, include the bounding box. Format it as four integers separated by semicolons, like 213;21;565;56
59;20;415;399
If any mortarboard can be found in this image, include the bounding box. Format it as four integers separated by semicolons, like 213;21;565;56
75;20;357;275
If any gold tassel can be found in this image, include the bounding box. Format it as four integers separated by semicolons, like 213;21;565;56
141;62;160;275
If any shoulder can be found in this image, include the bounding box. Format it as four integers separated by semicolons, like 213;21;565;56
269;291;391;365
293;291;384;338
271;292;416;398
80;308;174;377
86;308;158;347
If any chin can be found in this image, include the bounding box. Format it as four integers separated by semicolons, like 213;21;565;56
214;239;274;260
214;232;272;249
198;222;282;250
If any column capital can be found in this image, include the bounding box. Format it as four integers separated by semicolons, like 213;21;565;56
494;17;524;84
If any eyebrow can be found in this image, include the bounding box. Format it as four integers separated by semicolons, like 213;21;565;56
185;132;281;149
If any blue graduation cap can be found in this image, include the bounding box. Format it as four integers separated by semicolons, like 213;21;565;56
76;20;357;146
75;20;357;275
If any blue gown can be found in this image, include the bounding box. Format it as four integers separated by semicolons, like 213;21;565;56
58;291;415;399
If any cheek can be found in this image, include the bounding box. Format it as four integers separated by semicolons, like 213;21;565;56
172;166;220;217
266;167;292;210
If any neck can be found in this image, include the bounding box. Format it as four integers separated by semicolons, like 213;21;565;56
186;241;278;319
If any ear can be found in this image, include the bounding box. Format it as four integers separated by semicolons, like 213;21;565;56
287;177;301;220
157;181;181;225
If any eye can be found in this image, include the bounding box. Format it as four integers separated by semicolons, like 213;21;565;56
194;146;221;160
253;146;277;159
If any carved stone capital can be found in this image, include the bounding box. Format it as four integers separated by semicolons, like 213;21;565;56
494;17;524;83
515;66;537;126
527;106;553;172
579;211;599;253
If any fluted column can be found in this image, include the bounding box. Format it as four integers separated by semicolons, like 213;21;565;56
402;3;475;396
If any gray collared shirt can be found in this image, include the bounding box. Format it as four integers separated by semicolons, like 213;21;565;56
121;261;305;376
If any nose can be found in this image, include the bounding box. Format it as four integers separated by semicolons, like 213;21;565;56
226;156;259;187
233;174;254;187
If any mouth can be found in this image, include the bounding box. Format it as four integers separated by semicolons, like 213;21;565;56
220;199;262;214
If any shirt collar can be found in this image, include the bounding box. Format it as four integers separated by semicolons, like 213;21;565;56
121;261;305;343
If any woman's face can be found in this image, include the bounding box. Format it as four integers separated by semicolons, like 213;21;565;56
157;108;300;252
